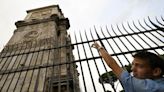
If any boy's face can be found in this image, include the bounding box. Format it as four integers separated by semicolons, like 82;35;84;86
131;57;154;79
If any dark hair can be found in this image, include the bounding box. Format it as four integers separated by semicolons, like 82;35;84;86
133;51;164;76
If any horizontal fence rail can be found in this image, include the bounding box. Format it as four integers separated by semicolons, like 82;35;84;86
0;17;163;92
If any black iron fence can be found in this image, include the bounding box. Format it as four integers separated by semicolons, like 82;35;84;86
0;17;163;92
70;17;164;92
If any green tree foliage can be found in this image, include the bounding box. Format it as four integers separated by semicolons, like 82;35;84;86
99;64;132;84
160;54;164;60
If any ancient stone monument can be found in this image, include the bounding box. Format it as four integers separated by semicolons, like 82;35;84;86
0;5;79;92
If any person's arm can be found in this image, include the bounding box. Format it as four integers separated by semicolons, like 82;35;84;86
92;42;123;78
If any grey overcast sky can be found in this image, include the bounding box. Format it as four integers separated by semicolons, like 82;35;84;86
0;0;164;50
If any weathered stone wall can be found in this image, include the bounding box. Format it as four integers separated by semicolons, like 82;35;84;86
0;5;79;92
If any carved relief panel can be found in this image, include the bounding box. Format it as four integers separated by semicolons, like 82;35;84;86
4;21;57;53
29;9;52;19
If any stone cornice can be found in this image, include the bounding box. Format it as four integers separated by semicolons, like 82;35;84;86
27;5;63;16
15;14;70;29
15;16;58;28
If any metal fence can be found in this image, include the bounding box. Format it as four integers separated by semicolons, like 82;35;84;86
70;17;164;92
0;16;163;92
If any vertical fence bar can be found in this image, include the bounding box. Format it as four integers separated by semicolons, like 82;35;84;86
122;22;146;50
85;31;106;92
142;19;164;53
35;37;48;92
128;22;162;54
48;37;55;92
119;24;138;52
13;42;28;92
34;39;43;92
74;32;87;92
38;39;45;92
161;16;164;22
27;40;40;92
108;26;131;64
146;18;164;43
0;44;11;58
157;18;164;26
58;42;61;92
6;43;24;92
20;41;34;92
0;44;15;72
79;31;97;92
0;45;11;73
66;44;70;92
84;30;107;92
0;46;9;76
137;20;164;52
96;27;117;92
44;38;51;92
148;17;164;32
0;44;20;91
106;26;124;67
155;17;164;26
72;61;77;92
91;29;116;92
